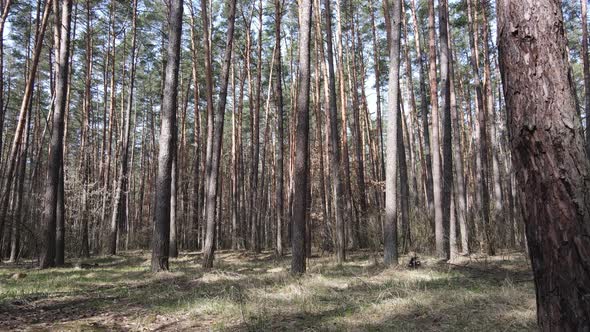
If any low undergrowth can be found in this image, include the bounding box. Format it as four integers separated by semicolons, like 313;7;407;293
0;250;536;331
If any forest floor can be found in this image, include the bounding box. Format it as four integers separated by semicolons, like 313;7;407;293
0;250;536;331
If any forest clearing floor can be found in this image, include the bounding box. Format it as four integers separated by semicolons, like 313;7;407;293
0;250;536;331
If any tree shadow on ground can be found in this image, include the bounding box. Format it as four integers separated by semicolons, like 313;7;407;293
0;251;535;331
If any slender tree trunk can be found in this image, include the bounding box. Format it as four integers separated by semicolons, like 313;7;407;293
274;0;285;257
334;0;354;251
449;38;469;256
384;0;401;266
498;0;590;328
55;161;66;262
40;0;71;269
236;62;246;250
201;0;236;269
398;98;410;253
200;0;214;240
439;0;452;259
247;0;263;253
323;0;346;264
256;48;276;252
230;63;238;249
99;0;117;253
467;0;492;254
110;0;138;256
482;7;501;252
78;0;92;258
292;0;312;275
426;0;444;258
151;0;183;272
188;2;201;251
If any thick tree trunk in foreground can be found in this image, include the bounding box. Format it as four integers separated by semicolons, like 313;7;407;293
151;0;183;272
582;0;590;157
40;0;71;269
291;0;312;275
498;0;590;328
384;0;401;266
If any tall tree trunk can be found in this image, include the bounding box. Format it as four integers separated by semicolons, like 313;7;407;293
256;49;276;252
188;2;201;251
200;0;214;240
426;0;444;259
482;6;501;253
349;15;369;249
498;0;590;328
100;0;117;253
467;0;492;254
334;0;354;250
584;0;590;156
249;0;263;253
274;0;285;256
439;0;452;259
384;0;401;266
323;0;346;264
78;0;92;258
292;0;312;275
449;38;469;256
151;0;183;272
398;99;410;253
313;0;333;253
110;0;138;256
201;0;236;269
236;62;246;250
56;0;75;264
40;0;71;269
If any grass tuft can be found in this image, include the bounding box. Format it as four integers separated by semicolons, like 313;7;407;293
0;250;536;331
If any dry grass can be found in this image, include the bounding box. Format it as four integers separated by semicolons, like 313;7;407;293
0;250;536;331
